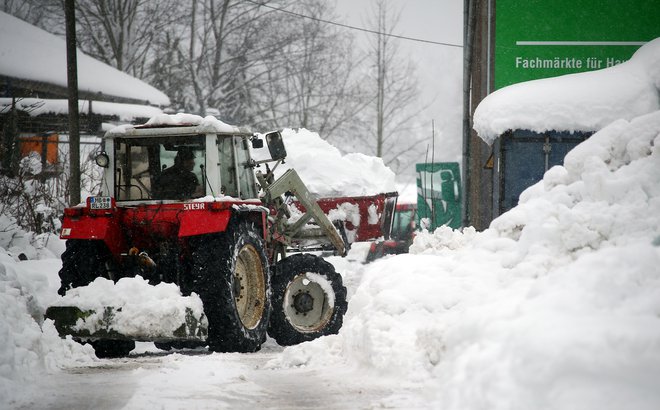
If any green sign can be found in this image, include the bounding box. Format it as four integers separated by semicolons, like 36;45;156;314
416;162;461;230
495;0;660;89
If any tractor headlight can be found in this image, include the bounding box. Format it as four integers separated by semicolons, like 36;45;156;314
95;152;109;168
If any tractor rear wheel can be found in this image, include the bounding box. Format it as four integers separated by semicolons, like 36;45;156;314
191;222;271;353
268;254;348;346
58;240;113;296
90;340;135;358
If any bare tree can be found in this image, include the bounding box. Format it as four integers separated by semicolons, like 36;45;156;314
175;0;304;123
0;153;60;234
362;0;425;173
3;0;374;141
0;0;62;30
73;0;182;78
257;1;370;139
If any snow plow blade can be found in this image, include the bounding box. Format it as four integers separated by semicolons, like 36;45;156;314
45;306;208;342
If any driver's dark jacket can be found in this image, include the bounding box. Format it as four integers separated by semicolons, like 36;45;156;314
153;165;199;199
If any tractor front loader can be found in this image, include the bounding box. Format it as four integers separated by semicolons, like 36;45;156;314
46;116;397;357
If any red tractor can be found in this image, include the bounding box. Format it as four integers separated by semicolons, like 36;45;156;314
47;117;396;357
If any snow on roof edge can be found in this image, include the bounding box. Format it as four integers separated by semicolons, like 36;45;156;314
473;37;660;145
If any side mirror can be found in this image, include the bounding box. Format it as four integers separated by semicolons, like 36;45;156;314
265;131;287;161
251;137;264;149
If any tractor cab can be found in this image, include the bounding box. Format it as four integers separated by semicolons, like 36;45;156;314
93;125;274;204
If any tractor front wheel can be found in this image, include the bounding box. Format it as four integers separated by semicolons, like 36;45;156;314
268;254;348;346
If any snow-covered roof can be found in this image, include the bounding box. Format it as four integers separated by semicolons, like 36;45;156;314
0;98;163;122
0;11;170;107
473;38;660;144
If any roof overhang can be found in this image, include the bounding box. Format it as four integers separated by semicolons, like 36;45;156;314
1;75;159;106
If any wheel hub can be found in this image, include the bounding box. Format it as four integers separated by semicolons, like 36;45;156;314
233;244;265;330
282;273;333;332
233;275;242;300
293;291;314;314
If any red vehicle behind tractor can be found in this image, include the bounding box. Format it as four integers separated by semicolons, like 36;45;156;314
46;117;396;357
365;203;417;263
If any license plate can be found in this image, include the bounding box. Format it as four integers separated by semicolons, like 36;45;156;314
90;196;112;210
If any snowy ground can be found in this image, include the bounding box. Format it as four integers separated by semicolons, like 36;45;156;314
12;343;428;410
2;108;659;409
5;248;431;410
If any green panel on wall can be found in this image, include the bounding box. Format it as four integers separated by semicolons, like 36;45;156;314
495;0;660;89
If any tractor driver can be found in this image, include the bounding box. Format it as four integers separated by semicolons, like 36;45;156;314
153;148;201;199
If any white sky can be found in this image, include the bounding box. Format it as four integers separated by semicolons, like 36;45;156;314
334;0;465;163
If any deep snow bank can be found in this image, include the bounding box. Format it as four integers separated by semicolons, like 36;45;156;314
473;38;660;144
0;215;65;262
278;111;660;410
253;128;397;197
0;250;96;408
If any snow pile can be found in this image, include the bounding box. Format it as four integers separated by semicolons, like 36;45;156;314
54;276;207;339
278;111;660;410
143;113;240;133
474;38;660;144
327;202;361;228
0;250;96;408
0;215;65;261
254;128;397;197
106;113;242;135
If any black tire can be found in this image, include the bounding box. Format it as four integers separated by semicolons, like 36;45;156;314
191;221;271;353
154;341;205;351
90;340;135;358
268;253;348;346
58;240;112;296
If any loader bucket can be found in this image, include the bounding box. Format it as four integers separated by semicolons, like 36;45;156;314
45;305;208;343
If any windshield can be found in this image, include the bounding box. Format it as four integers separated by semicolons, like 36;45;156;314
391;209;415;240
114;135;205;201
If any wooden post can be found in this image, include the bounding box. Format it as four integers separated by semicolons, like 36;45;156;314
65;0;81;205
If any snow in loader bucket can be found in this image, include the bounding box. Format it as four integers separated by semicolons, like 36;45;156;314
45;306;208;342
45;277;208;342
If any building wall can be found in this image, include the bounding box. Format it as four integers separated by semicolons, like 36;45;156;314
466;0;660;229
